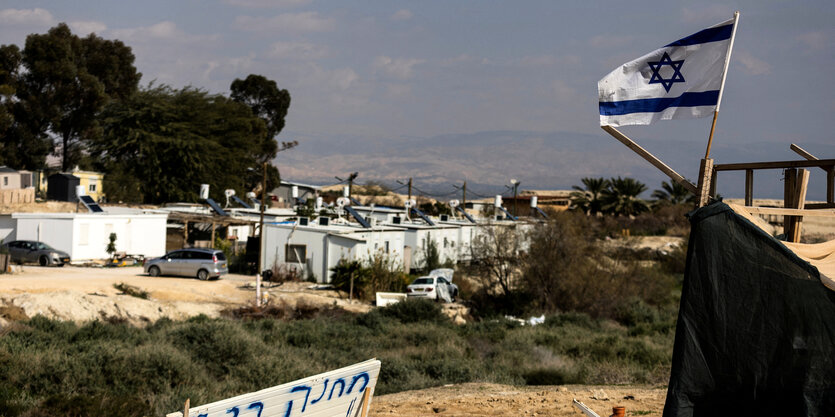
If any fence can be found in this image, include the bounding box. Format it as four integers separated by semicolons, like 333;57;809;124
0;188;35;205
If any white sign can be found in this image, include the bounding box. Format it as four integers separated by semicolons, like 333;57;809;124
167;359;381;417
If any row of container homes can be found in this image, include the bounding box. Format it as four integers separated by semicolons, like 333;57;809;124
256;202;530;283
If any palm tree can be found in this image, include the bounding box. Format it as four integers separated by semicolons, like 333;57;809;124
652;180;696;205
569;177;610;215
600;176;649;216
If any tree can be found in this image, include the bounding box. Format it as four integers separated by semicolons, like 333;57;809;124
0;44;54;169
569;177;610;215
470;224;524;296
652;180;696;206
88;85;269;204
600;176;650;216
230;74;291;162
16;23;139;170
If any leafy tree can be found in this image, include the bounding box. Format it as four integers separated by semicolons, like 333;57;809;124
14;23;139;170
230;74;291;161
0;44;54;169
569;177;610;215
601;176;650;217
652;180;696;206
88;85;269;204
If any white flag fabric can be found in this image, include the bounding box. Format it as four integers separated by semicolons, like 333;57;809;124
599;16;737;127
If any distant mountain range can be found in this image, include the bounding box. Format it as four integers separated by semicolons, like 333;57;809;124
277;130;834;201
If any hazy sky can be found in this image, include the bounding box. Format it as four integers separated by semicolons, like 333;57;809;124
1;1;832;189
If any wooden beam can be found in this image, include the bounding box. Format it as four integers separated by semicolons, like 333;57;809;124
789;143;823;166
714;159;835;171
806;202;835;209
601;125;698;194
744;169;754;206
739;206;835;217
828;168;834;204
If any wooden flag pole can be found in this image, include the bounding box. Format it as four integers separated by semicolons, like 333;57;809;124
704;111;719;159
601;126;698;194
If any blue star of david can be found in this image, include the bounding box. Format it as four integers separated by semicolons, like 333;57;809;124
647;52;685;92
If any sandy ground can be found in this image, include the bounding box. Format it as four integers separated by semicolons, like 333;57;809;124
0;266;373;325
369;383;667;416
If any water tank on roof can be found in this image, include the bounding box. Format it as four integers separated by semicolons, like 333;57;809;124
292;185;299;198
531;196;538;208
200;184;210;200
494;195;503;207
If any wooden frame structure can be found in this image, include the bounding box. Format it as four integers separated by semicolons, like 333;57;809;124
711;156;834;242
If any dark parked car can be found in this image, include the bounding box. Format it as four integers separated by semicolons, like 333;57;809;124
2;240;70;266
143;248;228;280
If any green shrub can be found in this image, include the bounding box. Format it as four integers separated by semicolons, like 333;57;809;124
377;298;447;324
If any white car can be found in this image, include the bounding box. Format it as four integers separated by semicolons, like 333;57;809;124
406;276;458;302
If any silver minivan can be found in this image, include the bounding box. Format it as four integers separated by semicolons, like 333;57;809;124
144;248;228;280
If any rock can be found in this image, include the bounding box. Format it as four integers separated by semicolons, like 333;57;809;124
591;389;609;401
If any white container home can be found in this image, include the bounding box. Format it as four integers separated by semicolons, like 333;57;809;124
0;210;168;261
383;219;461;272
260;218;408;283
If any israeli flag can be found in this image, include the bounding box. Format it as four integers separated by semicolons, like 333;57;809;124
599;14;739;127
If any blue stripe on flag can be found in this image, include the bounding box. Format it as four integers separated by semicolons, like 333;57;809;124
665;24;733;47
599;91;720;116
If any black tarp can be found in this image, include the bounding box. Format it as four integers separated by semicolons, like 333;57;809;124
664;202;835;417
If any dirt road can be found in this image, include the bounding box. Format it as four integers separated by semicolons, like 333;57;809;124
0;266;370;324
369;383;667;416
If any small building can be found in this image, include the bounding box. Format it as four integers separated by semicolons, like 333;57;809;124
71;168;105;202
261;218;407;283
0;166;22;190
0;210;168;261
46;173;80;202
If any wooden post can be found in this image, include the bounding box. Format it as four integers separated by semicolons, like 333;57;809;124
255;273;262;307
349;271;354;303
696;158;714;207
183;398;190;417
744;169;754;206
184;221;189;248
601;126;697;194
784;168;797;239
211;222;216;248
792;169;810;243
360;387;372;417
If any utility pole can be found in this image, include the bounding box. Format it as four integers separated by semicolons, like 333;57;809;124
462;181;467;208
408;177;413;202
258;161;266;274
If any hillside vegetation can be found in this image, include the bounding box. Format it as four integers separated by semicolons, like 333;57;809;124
0;299;676;417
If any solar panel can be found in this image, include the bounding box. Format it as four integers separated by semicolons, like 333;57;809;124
231;195;251;209
205;198;228;216
497;206;517;221
410;208;436;226
534;207;549;219
250;197;261;206
349;197;362;206
344;206;371;228
78;195;103;213
455;205;476;223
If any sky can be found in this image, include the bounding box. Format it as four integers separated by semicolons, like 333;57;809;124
1;1;833;197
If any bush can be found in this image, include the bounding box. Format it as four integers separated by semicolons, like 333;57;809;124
377;298;447;324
